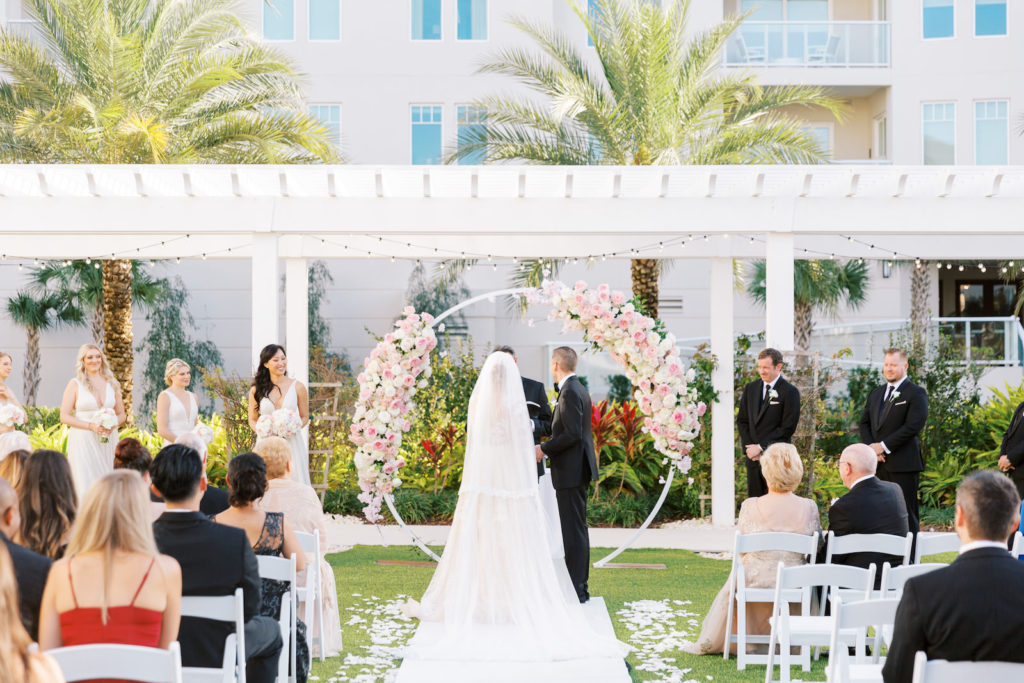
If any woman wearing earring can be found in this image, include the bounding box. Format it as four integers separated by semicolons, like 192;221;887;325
0;352;23;435
156;359;199;444
60;344;126;499
248;344;311;486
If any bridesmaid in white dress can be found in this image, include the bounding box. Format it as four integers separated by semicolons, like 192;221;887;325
59;344;126;500
247;344;311;486
0;351;24;435
156;358;199;444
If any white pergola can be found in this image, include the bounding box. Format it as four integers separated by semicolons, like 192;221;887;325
3;163;1024;526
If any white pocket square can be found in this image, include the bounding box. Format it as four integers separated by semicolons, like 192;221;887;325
895;401;907;406
769;401;780;405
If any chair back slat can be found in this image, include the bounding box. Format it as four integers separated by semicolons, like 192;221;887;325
914;533;960;563
880;562;945;598
913;651;1024;682
49;642;182;683
734;531;819;556
777;562;876;592
826;531;913;563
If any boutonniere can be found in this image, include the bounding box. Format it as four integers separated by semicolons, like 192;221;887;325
888;390;901;402
768;388;779;400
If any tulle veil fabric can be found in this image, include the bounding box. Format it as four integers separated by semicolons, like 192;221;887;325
403;352;628;662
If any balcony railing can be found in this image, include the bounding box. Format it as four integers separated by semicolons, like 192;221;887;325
724;21;890;67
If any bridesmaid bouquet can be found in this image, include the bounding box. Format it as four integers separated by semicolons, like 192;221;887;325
192;422;215;445
92;408;119;443
255;409;302;439
0;404;27;429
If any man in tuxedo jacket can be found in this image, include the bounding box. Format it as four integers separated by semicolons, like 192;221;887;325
537;346;598;603
150;445;282;683
0;477;51;640
997;399;1024;498
859;348;929;533
150;434;230;516
882;471;1024;683
736;348;801;498
822;444;909;585
494;346;552;478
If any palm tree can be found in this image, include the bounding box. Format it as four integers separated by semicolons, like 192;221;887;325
0;0;337;419
7;291;84;405
447;0;844;318
746;259;870;353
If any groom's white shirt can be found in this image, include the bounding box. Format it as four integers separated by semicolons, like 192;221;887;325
558;373;576;391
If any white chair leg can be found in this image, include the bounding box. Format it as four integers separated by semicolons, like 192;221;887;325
736;597;747;670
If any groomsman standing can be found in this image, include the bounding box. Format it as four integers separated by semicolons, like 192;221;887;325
859;348;929;533
736;348;801;498
997;399;1024;498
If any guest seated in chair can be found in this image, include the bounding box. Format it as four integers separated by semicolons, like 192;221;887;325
0;542;63;683
17;450;77;560
0;476;51;641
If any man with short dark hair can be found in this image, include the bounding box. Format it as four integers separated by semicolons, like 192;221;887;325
736;347;801;498
882;471;1024;682
493;345;553;477
151;444;282;683
0;476;50;640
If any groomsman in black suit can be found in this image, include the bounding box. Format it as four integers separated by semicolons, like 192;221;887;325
494;346;552;477
0;477;51;640
736;348;801;498
997;398;1024;498
882;471;1024;683
859;348;929;533
537;346;598;603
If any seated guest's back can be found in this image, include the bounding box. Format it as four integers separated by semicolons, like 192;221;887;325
151;444;282;683
37;471;181;653
0;542;64;682
0;476;51;641
883;471;1024;682
18;450;77;560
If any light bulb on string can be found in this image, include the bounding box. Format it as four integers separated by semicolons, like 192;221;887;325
958;265;964;271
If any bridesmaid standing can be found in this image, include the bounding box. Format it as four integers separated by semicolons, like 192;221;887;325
247;344;311;486
60;344;125;499
0;352;23;435
156;359;199;444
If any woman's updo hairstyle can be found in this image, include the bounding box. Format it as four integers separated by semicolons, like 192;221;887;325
113;438;152;475
227;452;267;507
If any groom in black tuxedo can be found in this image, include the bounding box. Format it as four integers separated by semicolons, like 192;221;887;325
494;346;552;477
997;399;1024;499
537;346;598;603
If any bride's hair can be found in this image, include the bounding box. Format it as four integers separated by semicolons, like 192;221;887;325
75;344;121;399
252;344;286;404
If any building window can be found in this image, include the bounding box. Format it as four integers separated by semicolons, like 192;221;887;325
975;0;1007;36
263;0;294;40
412;0;442;40
922;102;955;165
874;114;888;160
411;105;443;164
975;100;1008;165
923;0;954;39
310;105;341;150
457;0;487;40
309;0;340;40
456;105;486;164
803;125;832;157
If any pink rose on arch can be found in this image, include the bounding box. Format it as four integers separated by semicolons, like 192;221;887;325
667;362;681;376
415;337;428;350
408;313;420;323
574;294;585;305
657;384;670;397
401;420;411;431
403;306;415;316
672;409;685;424
422;312;435;324
575;280;587;291
611;291;625;306
402;375;415;387
366;427;377;438
372;440;385;451
697;402;707;417
632;331;646;344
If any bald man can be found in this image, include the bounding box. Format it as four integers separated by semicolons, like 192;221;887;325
0;476;51;639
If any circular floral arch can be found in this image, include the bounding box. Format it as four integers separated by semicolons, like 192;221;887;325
349;280;706;563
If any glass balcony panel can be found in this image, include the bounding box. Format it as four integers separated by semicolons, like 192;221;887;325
725;21;890;67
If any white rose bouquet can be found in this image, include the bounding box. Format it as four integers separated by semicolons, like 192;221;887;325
271;408;302;439
192;422;215;445
0;404;27;429
92;408;119;443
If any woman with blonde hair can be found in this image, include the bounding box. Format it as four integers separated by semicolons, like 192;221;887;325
37;470;181;655
60;344;126;499
685;443;821;655
0;542;64;682
0;351;23;436
156;359;199;445
0;431;31;487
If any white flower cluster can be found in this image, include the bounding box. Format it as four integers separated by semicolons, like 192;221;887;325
255;408;303;439
0;404;27;429
92;407;119;443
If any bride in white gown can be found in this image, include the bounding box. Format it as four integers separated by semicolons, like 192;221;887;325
247;344;311;487
404;352;628;663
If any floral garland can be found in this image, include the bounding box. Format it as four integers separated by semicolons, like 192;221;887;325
528;280;706;474
349;307;438;522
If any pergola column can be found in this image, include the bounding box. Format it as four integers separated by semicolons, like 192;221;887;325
765;232;795;351
709;257;735;527
285;258;310;389
251;233;280;369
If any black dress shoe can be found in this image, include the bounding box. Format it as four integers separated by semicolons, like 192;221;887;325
579;595;590;604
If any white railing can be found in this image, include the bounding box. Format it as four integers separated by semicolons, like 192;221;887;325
724;21;890;67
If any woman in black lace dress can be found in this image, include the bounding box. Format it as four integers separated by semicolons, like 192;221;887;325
215;453;310;682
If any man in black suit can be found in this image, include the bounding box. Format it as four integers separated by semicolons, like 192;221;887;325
0;477;51;640
823;444;909;584
997;399;1024;498
150;435;229;516
736;348;801;498
882;471;1024;683
150;445;281;683
494;345;553;477
859;348;929;533
537;346;598;603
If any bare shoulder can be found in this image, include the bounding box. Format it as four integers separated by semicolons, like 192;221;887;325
31;653;65;683
157;553;181;576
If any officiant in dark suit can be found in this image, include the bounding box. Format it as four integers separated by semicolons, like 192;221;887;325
736;348;801;498
859;348;929;533
997;399;1024;498
494;346;552;477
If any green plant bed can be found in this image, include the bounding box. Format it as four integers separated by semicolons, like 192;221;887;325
919;505;955;531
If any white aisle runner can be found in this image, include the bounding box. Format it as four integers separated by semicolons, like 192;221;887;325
395;597;631;682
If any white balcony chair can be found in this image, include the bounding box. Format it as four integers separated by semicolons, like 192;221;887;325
913;533;960;563
257;553;298;683
808;34;841;64
1011;531;1022;559
180;587;246;683
878;562;944;600
911;651;1024;682
722;531;819;670
294;530;327;663
825;597;900;683
765;563;876;683
48;642;183;683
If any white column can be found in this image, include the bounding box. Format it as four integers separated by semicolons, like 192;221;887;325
285;258;310;389
251;233;280;369
765;232;795;351
710;257;735;527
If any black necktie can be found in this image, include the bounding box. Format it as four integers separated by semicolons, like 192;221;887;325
879;385;892;419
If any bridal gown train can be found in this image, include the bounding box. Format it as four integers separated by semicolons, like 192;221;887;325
257;381;311;487
66;378;116;500
162;389;198;444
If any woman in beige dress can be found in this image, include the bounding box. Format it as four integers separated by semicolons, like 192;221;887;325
685;443;821;655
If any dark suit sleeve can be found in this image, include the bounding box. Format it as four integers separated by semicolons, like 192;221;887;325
239;539;262;622
859;390;875;443
760;383;800;449
541;389;584;457
882;580;927;683
1004;404;1024;466
736;384;753;447
533;390;553;441
880;387;929;453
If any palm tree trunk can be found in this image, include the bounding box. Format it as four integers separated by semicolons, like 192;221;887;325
103;259;134;424
23;327;40;406
794;300;814;353
91;302;104;346
910;261;931;356
630;258;659;319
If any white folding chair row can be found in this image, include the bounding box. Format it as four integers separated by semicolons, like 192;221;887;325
48;642;183;683
257;553;298;683
722;531;820;670
180;587;246;683
911;651;1024;682
294;529;328;663
913;532;959;563
1011;531;1022;559
878;562;944;600
825;597;900;683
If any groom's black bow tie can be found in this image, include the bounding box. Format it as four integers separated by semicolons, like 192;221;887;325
553;382;560;394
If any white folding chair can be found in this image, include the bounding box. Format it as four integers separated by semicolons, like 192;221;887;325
878;562;944;600
180;587;246;683
825;597;900;683
825;531;913;567
294;530;327;662
765;563;876;683
913;533;960;563
48;642;183;682
722;531;819;670
258;553;297;683
1011;532;1022;559
911;650;1024;682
